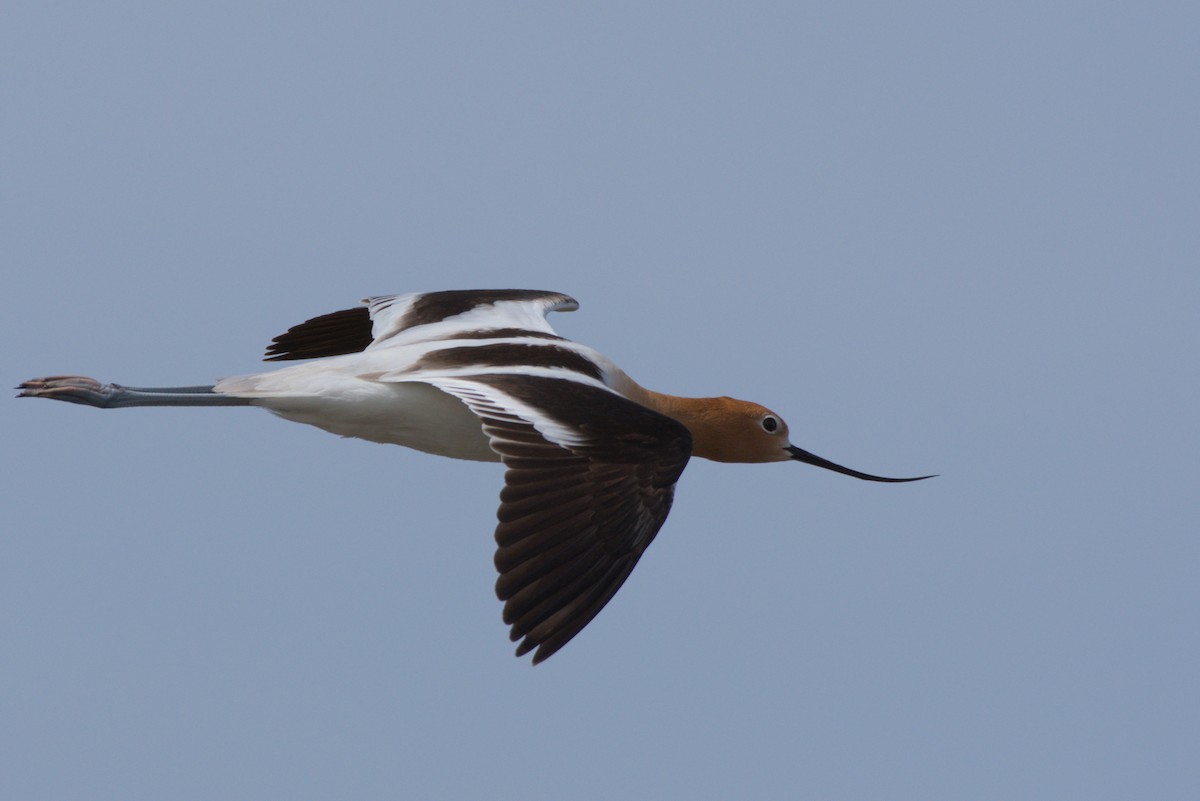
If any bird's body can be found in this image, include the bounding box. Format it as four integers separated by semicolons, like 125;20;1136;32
215;291;629;461
20;288;931;663
228;366;503;460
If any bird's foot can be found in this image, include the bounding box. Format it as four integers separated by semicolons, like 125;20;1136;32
16;376;119;408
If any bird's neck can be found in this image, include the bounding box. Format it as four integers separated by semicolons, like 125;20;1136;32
620;382;731;461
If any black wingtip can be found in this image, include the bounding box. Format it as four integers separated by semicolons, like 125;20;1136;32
263;306;373;362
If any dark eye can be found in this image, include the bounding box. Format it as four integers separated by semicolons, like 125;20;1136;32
760;415;779;433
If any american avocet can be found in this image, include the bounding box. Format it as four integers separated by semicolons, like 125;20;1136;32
19;289;932;663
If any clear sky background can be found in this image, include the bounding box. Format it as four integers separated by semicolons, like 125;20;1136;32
4;4;1197;799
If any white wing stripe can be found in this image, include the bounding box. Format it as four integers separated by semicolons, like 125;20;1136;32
425;377;594;450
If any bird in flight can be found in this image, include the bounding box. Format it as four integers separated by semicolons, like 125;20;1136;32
19;289;932;663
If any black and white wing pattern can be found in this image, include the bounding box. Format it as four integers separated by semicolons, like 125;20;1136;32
426;373;693;663
261;288;691;662
264;289;578;361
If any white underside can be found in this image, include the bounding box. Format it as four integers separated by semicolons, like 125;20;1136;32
215;364;500;462
210;309;640;463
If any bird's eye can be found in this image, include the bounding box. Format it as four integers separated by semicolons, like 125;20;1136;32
760;415;779;433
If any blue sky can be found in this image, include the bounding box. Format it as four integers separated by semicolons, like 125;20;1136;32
4;4;1198;799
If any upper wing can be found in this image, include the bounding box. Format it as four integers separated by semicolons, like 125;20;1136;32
426;373;693;664
265;289;578;361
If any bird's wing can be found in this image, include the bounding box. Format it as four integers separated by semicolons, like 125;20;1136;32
422;373;693;664
265;290;578;361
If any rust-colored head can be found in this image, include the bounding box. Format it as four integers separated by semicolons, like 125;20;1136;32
678;396;795;463
665;395;934;481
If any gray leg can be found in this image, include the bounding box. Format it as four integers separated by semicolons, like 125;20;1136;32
16;375;253;408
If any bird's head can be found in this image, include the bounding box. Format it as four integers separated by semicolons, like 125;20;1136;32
687;396;934;482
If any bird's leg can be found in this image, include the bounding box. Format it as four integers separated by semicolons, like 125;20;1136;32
16;376;253;408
